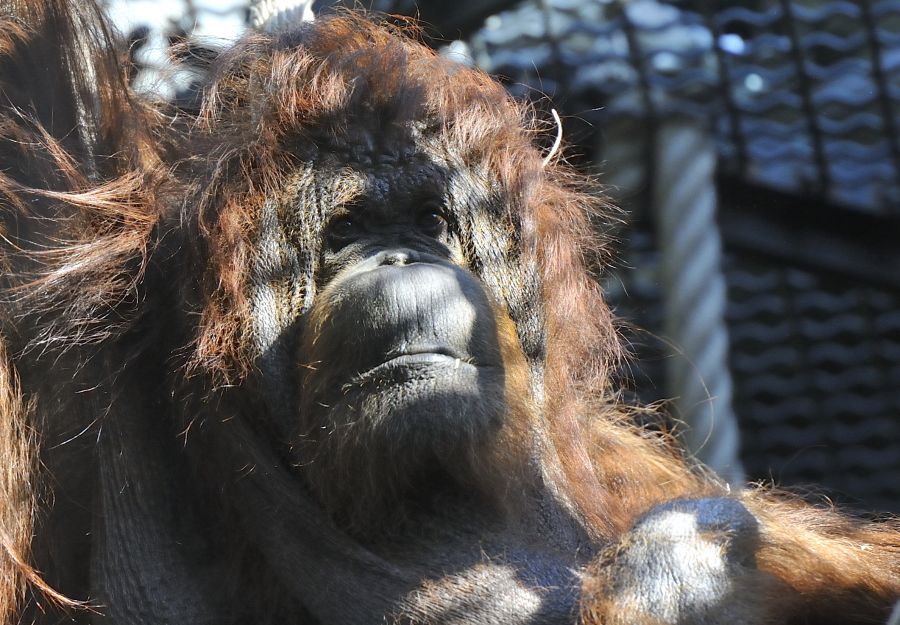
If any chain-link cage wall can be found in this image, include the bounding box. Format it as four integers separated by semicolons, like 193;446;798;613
467;0;900;215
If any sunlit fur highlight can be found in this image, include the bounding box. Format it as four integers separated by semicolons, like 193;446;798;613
0;338;35;621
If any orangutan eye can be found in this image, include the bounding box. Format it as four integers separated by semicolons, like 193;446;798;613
326;214;361;246
416;206;448;237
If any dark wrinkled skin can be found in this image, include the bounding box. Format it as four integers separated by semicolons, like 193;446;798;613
231;137;767;624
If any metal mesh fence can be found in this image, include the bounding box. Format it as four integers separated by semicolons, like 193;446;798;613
726;255;900;510
469;0;900;215
609;223;900;511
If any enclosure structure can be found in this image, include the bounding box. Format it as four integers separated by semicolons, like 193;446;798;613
463;0;900;512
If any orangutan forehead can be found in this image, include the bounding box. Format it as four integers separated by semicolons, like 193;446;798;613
306;149;496;211
296;116;435;163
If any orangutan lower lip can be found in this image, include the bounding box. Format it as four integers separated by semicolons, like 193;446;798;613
384;353;465;368
352;352;479;385
386;345;465;361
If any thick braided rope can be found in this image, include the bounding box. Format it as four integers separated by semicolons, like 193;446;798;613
655;123;745;486
887;601;900;625
248;0;314;32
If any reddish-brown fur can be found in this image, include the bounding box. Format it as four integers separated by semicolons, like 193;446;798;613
0;2;898;624
0;338;36;618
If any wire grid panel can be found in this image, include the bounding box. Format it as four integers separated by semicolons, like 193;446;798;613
467;0;900;215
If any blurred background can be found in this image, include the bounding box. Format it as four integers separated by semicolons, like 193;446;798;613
100;0;900;513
